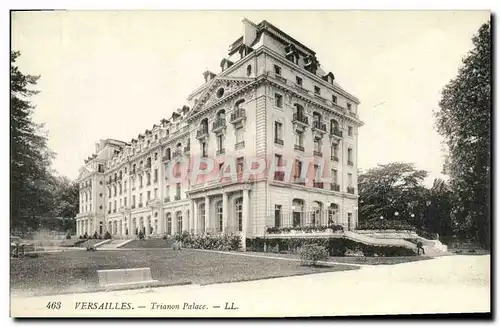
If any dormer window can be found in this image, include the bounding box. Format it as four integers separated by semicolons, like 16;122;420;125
296;76;303;86
314;86;321;95
332;95;337;104
347;103;352;112
246;65;252;77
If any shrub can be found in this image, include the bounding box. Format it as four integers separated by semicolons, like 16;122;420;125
104;231;112;240
357;220;416;232
182;233;241;251
299;244;328;266
83;232;88;239
78;235;83;239
66;234;71;240
138;230;144;240
93;232;99;239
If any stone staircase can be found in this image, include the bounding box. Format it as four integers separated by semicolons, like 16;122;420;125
343;231;418;251
96;239;134;249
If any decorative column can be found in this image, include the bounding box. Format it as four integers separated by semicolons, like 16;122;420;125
242;189;249;251
190;200;195;234
204;196;210;234
145;216;151;236
222;192;228;234
192;199;198;234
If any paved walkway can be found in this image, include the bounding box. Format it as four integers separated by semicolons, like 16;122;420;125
11;255;490;317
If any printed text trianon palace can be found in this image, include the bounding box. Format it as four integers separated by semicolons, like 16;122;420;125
75;19;363;250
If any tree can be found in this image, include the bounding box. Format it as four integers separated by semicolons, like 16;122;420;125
434;22;491;248
358;162;428;224
11;51;56;231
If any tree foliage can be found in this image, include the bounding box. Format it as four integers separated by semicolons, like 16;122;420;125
358;163;454;241
434;22;491;247
11;51;56;230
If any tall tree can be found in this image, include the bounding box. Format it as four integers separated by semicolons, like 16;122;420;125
11;51;55;231
358;162;428;224
434;22;491;248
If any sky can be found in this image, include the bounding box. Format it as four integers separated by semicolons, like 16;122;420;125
11;10;490;185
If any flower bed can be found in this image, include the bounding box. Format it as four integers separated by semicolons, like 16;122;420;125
266;224;344;235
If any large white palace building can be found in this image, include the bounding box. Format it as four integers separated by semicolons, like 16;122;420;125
75;19;363;249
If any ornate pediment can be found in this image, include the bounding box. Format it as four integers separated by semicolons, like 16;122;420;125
188;76;253;118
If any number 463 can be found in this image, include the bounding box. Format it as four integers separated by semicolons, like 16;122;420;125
46;302;61;309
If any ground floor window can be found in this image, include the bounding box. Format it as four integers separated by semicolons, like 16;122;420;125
198;203;205;231
274;205;282;227
176;212;182;233
166;214;172;235
216;201;223;232
235;197;243;232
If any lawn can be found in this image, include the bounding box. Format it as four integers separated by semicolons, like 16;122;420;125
10;249;358;296
245;251;433;265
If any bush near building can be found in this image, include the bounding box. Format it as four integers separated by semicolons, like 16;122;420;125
299;244;328;266
179;232;241;251
247;237;416;257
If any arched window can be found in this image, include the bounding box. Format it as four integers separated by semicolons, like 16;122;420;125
294;104;305;117
311;201;323;225
216;109;226;121
200;118;209;133
235;99;245;109
313;112;322;123
166;213;172;235
328;203;339;225
165;148;171;160
176;211;183;234
216;201;223;232
246;65;252;76
235;197;243;232
132;164;136;174
146;157;151;168
292;199;304;227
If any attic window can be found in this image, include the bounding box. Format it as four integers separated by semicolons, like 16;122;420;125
246;65;252;77
216;88;225;98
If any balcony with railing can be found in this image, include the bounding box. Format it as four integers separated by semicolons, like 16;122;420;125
172;149;182;158
216;148;226;156
230;108;246;124
294;83;309;95
313;150;323;157
312;120;327;134
292;113;309;127
212;118;226;133
294;144;304;152
138;203;143;208
162;155;171;162
275;74;287;84
330;127;343;138
196;127;209;140
348;160;354;166
274;138;284;145
164;196;170;203
174;195;181;201
274;171;285;182
347;186;355;194
313;182;324;189
235;141;245;150
331;183;340;192
331;155;339;162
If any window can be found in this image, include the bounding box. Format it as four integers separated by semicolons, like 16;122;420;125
332;144;339;159
154;169;158;183
176;212;183;234
217;134;224;152
235;198;243;232
332;95;337;103
99;193;103;198
154;188;158;199
295;131;304;147
124;167;127;174
236;157;244;174
296;76;303;86
294;159;303;180
348;126;353;137
246;65;252;76
235;126;244;143
275;93;283;108
124;181;127;191
274;65;282;75
348;173;353;187
201;142;208;157
176;183;181;197
165;185;170;197
348;148;353;165
275;205;282;227
139;175;143;188
154;152;158;160
132;195;136;206
314;138;321;152
198;203;206;231
98;164;104;173
314;86;321;95
347;103;352;112
139;193;143;204
166;213;172;235
147;173;151;185
275;121;283;141
332;169;338;184
147;191;151;202
216;201;223;232
124;197;127;206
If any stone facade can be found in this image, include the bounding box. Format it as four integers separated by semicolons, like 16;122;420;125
75;19;363;249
